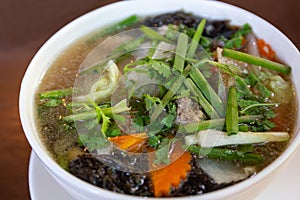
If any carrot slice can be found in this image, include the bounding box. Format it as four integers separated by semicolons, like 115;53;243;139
108;133;147;152
257;39;276;61
149;142;192;197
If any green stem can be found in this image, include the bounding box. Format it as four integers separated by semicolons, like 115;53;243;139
173;33;189;73
240;103;279;115
177;115;263;134
190;62;226;117
223;48;291;74
187;145;263;165
226;86;239;135
141;25;172;43
184;78;220;118
87;15;139;45
39;88;73;99
187;19;206;58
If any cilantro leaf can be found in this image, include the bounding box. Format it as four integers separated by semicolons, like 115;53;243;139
149;59;172;78
78;131;109;152
106;123;122;137
154;138;171;165
225;23;252;49
143;94;162;112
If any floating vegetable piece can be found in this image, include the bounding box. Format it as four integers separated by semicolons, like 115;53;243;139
76;60;120;103
152;41;175;59
149;143;192;197
267;75;293;104
185;129;290;148
108;132;147;152
199;158;256;184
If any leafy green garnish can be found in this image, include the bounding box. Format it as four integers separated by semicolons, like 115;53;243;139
78;131;109;151
154;138;172;165
106;123;122;137
224;23;252;49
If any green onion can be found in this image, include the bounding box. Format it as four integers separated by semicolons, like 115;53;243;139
187;145;263;165
223;48;291;74
173;33;189;73
184;78;220;118
187;19;206;58
189;63;226;117
108;35;147;57
226;86;239;135
177;115;263;134
39;88;73;99
87;15;139;45
141;25;172;43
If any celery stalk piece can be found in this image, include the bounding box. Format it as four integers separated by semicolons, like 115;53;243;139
185;129;290;148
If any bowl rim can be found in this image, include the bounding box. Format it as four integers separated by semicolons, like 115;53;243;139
19;0;300;199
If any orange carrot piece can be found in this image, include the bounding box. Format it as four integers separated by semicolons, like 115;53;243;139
149;143;192;197
257;39;276;61
108;133;147;152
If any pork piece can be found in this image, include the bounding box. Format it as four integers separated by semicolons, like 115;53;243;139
216;47;248;88
175;97;204;125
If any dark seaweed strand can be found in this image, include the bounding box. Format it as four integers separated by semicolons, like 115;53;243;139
144;11;237;39
69;154;235;197
69;154;153;196
170;155;235;196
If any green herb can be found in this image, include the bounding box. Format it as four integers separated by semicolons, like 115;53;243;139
160;103;177;128
249;73;272;99
240;102;278;115
224;24;252;49
154;138;172;165
106;123;122;137
78;130;109;151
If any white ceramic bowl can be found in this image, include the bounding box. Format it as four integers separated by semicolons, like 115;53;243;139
19;0;300;199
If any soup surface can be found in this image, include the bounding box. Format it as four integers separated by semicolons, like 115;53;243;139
36;11;297;197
